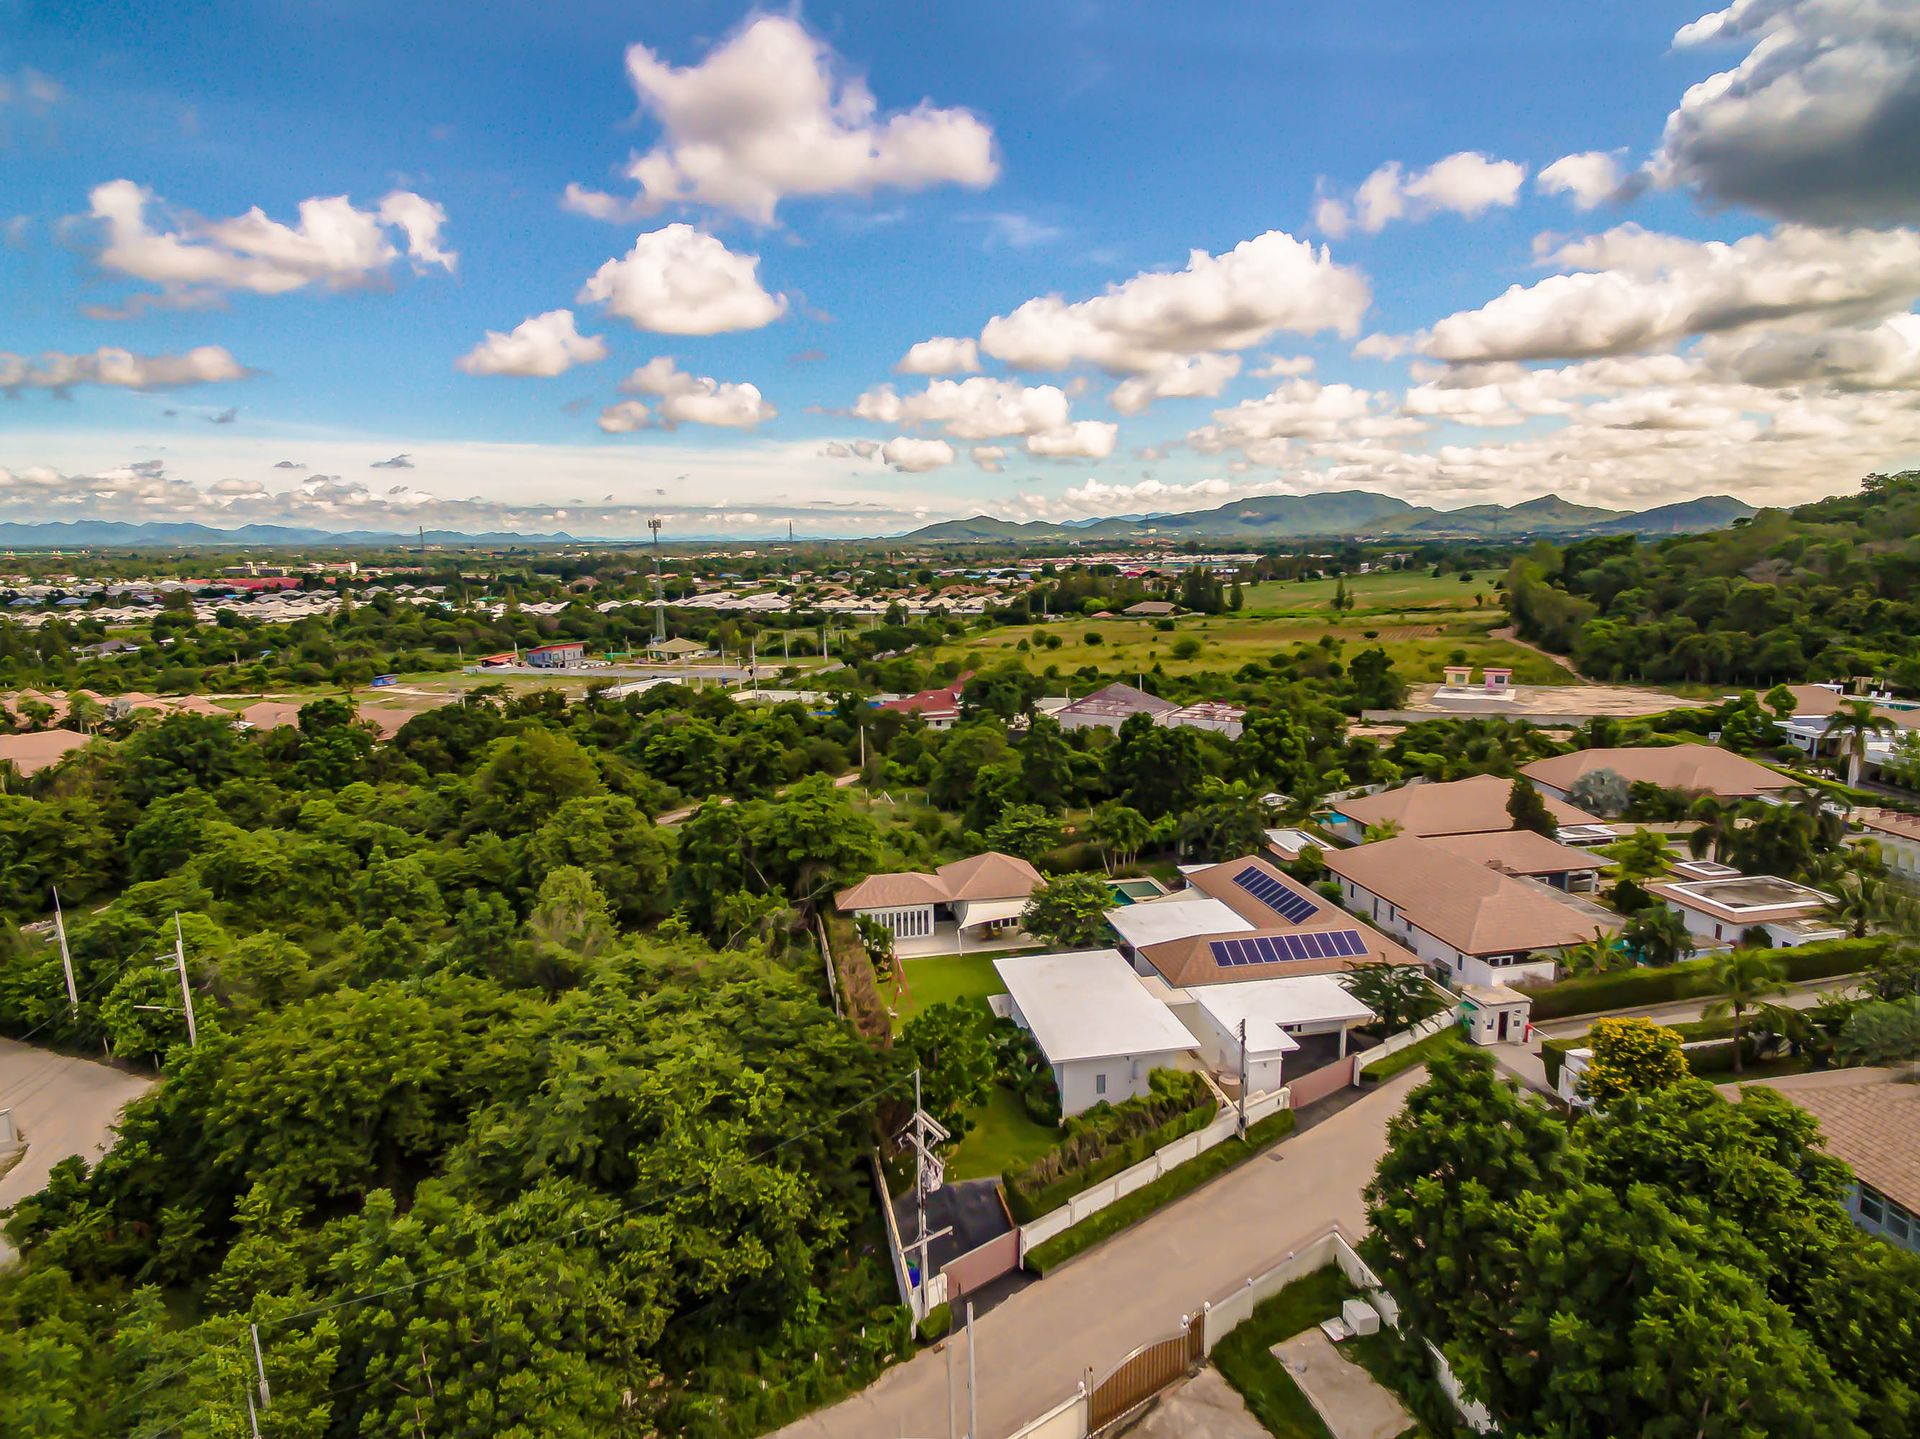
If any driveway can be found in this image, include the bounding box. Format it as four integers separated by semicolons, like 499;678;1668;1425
775;1067;1423;1439
0;1038;154;1263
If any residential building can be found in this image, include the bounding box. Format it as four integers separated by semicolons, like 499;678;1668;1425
1853;808;1920;882
1328;773;1598;842
525;641;587;668
1774;686;1920;780
1457;983;1533;1046
1644;874;1842;947
878;671;972;730
1523;743;1798;804
1054;681;1181;733
1182;975;1376;1096
0;728;90;776
238;700;304;731
1425;829;1607;892
835;851;1046;955
1263;828;1325;865
1160;700;1246;737
1122;600;1177;617
992;949;1201;1117
647;636;712;660
1322;835;1619;988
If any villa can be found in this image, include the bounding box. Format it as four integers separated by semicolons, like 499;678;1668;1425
1644;873;1842;948
1523;743;1798;804
1328;773;1598;842
835;851;1046;955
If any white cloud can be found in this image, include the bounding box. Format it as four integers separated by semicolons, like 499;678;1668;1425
578;224;786;334
1025;421;1118;459
1656;0;1920;224
853;376;1072;439
970;445;1007;472
1700;313;1920;391
880;436;955;472
1425;223;1920;363
1316;152;1527;237
820;439;881;460
456;309;608;378
1053;476;1233;514
565;15;997;224
897;336;981;374
1188;379;1425;464
1537;152;1630;209
978;231;1369;398
0;345;247;393
1253;354;1316;379
596;400;652;434
1109;354;1243;414
87;180;454;309
615;356;776;429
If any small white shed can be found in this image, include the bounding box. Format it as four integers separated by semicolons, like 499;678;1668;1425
1457;983;1532;1046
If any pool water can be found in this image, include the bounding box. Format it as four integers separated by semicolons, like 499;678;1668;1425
1108;878;1166;905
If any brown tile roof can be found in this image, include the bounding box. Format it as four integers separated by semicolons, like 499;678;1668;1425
1137;932;1367;987
834;871;949;910
1730;1069;1920;1213
1782;685;1920;730
835;850;1045;912
1337;773;1597;838
0;728;91;775
239;700;304;731
1427;829;1608;877
1323;835;1619;956
1855;808;1920;844
1522;744;1797;800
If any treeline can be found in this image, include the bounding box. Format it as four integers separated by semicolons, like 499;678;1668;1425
1505;471;1920;687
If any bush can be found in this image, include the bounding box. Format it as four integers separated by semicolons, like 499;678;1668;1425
823;912;892;1045
1359;1027;1463;1083
916;1303;952;1343
1526;937;1886;1020
1002;1068;1214;1222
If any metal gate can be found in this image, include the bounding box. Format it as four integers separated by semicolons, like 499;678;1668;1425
1087;1318;1203;1431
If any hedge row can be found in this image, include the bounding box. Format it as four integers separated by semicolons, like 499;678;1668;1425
1544;1015;1788;1089
1359;1027;1465;1083
1024;1109;1298;1274
1526;936;1885;1021
1003;1069;1215;1223
823;912;892;1046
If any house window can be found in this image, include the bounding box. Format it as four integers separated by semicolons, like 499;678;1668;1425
1094;1073;1107;1096
1714;924;1723;940
1860;1188;1884;1223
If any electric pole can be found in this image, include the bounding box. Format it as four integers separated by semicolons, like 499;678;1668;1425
52;887;77;1014
174;912;198;1048
648;516;666;647
902;1069;952;1321
1237;1018;1249;1137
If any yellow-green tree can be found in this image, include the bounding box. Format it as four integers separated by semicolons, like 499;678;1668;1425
1582;1016;1687;1106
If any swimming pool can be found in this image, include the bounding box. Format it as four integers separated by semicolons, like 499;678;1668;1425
1108;878;1168;905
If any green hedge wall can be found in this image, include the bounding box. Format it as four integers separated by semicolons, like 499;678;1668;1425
1002;1071;1216;1223
1526;937;1885;1021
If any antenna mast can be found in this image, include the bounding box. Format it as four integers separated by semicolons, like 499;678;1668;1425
647;516;666;646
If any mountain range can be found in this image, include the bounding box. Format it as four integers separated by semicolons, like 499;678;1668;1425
898;491;1759;543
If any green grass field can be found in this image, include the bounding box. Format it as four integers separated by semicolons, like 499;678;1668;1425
944;1086;1059;1181
1240;569;1496;615
886;951;1010;1033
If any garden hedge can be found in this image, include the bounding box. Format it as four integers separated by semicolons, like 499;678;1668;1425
1525;936;1885;1021
1002;1070;1215;1223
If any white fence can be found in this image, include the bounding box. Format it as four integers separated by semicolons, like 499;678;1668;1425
1358;1001;1456;1072
1016;1090;1292;1259
1008;1225;1493;1438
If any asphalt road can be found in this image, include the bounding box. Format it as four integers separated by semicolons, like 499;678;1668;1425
774;1067;1424;1439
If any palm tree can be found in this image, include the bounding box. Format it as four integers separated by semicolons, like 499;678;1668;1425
1825;700;1896;788
1703;947;1787;1074
1361;819;1403;844
1823;873;1885;939
1560;930;1624;978
1787;785;1843;848
1686;795;1744;863
1624;905;1695;968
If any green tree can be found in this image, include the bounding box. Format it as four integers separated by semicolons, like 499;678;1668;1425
1174;778;1268;860
469;729;605;836
1825;699;1896;788
1582;1016;1688;1105
984;804;1065;860
1021;872;1113;949
901;1000;996;1141
1340;963;1443;1034
1505;778;1557;837
1836;996;1920;1069
1566;766;1631;816
1624;904;1695;968
1086;801;1150;874
1704;946;1787;1074
527;793;670;925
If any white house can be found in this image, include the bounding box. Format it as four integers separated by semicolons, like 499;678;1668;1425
1322;835;1618;989
1644;874;1842;948
1183;976;1376;1096
992;949;1201;1118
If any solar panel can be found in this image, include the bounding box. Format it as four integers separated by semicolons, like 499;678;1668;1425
1209;929;1372;968
1232;864;1320;925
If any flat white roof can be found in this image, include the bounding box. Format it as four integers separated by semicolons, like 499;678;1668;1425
1190;975;1376;1057
993;949;1200;1064
1107;895;1254;950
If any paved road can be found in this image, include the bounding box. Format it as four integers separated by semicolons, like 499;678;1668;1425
775;1068;1424;1439
0;1038;154;1263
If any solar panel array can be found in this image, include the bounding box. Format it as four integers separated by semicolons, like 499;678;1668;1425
1207;930;1369;968
1232;864;1319;924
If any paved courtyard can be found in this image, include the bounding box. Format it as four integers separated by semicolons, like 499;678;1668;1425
1117;1365;1267;1439
1274;1328;1415;1439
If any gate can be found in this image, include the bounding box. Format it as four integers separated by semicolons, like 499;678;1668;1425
1086;1318;1203;1431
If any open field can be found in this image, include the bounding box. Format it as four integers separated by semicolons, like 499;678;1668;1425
1240;569;1498;615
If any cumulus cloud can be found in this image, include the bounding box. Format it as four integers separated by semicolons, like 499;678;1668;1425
1700;312;1920;391
371;454;414;468
978;231;1369;398
1024;420;1118;459
880;436;955;471
0;345;248;393
1656;0;1920;225
596;400;653;434
612;356;776;429
897;336;981;374
564;15;997;224
85;180;455;309
1315;152;1527;237
1425;223;1920;363
578;224;786;334
854;376;1073;440
820;439;882;460
1537;151;1633;209
1253;354;1316;379
457;309;608;378
1109;354;1243;414
1054;476;1233;514
1188;379;1426;464
969;444;1007;472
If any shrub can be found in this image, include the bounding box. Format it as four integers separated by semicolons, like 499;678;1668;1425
916;1303;952;1343
1002;1068;1214;1222
1526;937;1886;1021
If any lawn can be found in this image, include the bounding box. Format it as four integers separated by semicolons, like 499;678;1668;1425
944;1085;1059;1181
1240;570;1495;615
1210;1267;1354;1439
885;951;1009;1033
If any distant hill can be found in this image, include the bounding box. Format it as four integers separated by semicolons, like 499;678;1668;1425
1594;495;1758;535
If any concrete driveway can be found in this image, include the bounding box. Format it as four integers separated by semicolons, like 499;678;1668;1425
775;1066;1424;1439
0;1038;154;1262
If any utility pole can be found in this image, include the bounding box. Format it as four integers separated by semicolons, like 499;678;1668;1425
1237;1018;1249;1138
174;912;197;1048
902;1069;952;1321
966;1301;978;1439
648;516;666;647
52;887;77;1014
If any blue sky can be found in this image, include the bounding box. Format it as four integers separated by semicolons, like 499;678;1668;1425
3;0;1918;536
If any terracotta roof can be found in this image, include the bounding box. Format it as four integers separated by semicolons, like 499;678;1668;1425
1336;774;1596;838
1323;835;1619;956
239;700;304;731
1427;829;1608;877
880;671;972;716
1727;1069;1920;1213
835;850;1045;912
1522;744;1797;800
0;728;91;775
1855;808;1920;844
1782;685;1920;730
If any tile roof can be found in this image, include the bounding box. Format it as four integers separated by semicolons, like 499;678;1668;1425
1781;685;1920;730
1728;1069;1920;1213
0;728;91;775
1427;829;1608;876
1322;835;1619;956
835;850;1045;912
1336;773;1598;838
1522;744;1797;799
1855;808;1920;844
